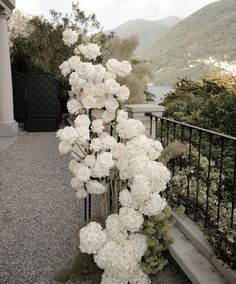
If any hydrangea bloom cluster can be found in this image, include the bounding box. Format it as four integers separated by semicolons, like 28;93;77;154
57;29;171;284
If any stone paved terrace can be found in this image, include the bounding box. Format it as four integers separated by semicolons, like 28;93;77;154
0;132;191;284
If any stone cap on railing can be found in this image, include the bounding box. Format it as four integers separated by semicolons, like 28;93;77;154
125;104;165;116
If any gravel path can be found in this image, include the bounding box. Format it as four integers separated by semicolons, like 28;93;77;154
0;132;191;284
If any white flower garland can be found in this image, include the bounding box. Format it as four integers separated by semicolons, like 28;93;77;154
57;29;171;284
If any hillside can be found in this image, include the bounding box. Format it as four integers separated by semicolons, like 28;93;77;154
113;16;181;52
157;16;181;27
144;0;236;85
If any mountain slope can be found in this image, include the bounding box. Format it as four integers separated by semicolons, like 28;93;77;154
145;0;236;84
113;16;181;52
157;16;181;27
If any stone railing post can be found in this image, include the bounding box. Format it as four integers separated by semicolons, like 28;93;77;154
125;104;165;138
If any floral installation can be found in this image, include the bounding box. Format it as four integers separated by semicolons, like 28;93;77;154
57;29;171;283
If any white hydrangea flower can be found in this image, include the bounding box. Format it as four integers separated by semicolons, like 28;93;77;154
58;141;71;154
93;163;110;178
119;189;138;209
67;98;82;115
106;59;121;75
102;135;117;150
74;114;90;129
94;241;137;281
119;61;132;77
105;95;119;112
111;143;126;160
77;129;90;145
57;126;78;144
116;157;132;180
129;266;151;284
69;72;86;90
84;155;96;168
104;70;117;80
76;62;95;80
90;138;103;152
74;164;91;182
78;43;101;60
116;110;128;123
117;119;145;139
59;61;70;77
147;139;164;160
91;119;104;134
79;222;107;254
139;192;167;216
86;180;106;194
132;154;150;177
70;177;84;189
67;55;81;70
130;175;152;205
106;59;132;77
75;187;88;199
105;79;120;95
126;135;151;156
81;94;97;109
117;85;130;102
83;82;105;97
69;159;78;173
102;110;116;123
147;161;171;193
93;64;106;83
97;152;114;169
119;207;144;233
93;152;114;178
106;214;128;244
101;272;127;284
62;28;79;46
128;233;147;261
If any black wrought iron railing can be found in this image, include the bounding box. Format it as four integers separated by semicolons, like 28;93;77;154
146;113;236;229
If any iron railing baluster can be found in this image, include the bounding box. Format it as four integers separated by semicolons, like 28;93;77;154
205;134;212;227
195;130;202;220
186;128;192;214
217;138;224;224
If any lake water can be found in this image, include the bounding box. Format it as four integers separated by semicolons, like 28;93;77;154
147;86;173;104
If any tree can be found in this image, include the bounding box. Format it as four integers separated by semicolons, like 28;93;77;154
10;3;100;76
161;77;236;136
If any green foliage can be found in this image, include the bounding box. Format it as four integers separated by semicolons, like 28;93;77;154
54;252;102;283
167;144;236;269
162;78;236;136
11;3;100;75
206;224;236;269
140;205;175;275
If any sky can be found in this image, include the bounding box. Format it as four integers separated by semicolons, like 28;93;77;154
15;0;219;30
